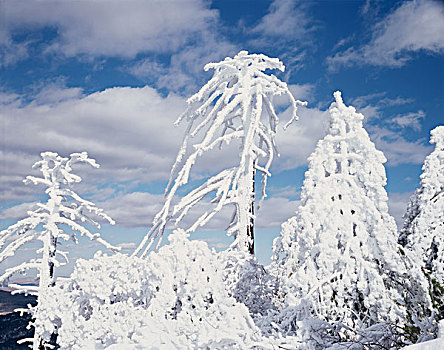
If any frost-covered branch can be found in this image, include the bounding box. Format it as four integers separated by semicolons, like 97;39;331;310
0;232;36;265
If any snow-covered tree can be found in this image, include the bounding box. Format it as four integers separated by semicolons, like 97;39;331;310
400;125;444;319
0;151;119;350
134;51;306;257
271;92;430;338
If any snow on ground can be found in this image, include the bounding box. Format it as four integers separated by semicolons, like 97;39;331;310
402;337;444;349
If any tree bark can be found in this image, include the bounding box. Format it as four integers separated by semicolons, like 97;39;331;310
247;166;255;255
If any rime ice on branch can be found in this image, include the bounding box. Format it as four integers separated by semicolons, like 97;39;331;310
272;92;428;331
135;51;307;257
0;151;118;350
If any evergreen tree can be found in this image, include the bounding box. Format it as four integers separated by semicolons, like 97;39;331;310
400;126;444;319
272;92;429;337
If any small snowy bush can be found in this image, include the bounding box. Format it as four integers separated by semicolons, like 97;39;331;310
218;250;336;349
218;249;277;317
45;230;273;349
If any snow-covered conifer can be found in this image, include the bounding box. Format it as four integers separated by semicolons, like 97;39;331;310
0;151;118;350
271;92;430;338
134;51;306;257
400;126;444;318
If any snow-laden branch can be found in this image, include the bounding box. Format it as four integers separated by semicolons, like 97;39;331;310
135;51;307;257
8;283;39;296
0;232;36;264
0;217;40;250
56;217;119;252
0;261;41;282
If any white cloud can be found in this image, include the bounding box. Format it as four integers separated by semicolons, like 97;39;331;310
347;92;431;165
129;37;238;94
387;191;413;228
0;91;21;106
0;85;426;239
267;185;300;199
328;0;444;69
101;192;164;228
0;85;187;203
97;190;233;231
128;59;166;82
360;0;372;16
1;0;236;95
390;110;426;131
1;0;218;59
272;84;313;110
32;83;84;105
275;105;329;170
0;38;29;68
351;92;415;123
0;202;37;220
351;92;386;108
248;0;316;76
0;152;42;202
352;93;414;110
368;125;431;166
288;84;314;101
117;242;137;250
256;196;300;229
252;0;315;40
379;96;414;107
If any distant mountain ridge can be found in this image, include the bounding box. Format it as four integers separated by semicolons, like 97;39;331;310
0;289;37;349
0;289;37;315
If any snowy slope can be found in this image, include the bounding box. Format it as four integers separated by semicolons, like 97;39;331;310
402;337;444;349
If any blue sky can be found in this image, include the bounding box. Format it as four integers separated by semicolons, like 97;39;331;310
0;0;443;275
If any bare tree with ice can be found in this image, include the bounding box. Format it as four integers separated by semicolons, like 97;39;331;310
271;92;431;342
134;51;306;257
400;125;444;319
0;151;119;350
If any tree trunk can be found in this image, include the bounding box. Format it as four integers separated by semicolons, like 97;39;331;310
48;236;57;287
247;166;255;255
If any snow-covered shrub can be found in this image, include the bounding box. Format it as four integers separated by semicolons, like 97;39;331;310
400;126;444;320
46;230;270;349
135;51;307;256
218;249;277;316
271;92;431;345
217;251;340;349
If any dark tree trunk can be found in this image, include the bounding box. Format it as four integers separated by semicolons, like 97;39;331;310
247;167;255;255
49;237;57;287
